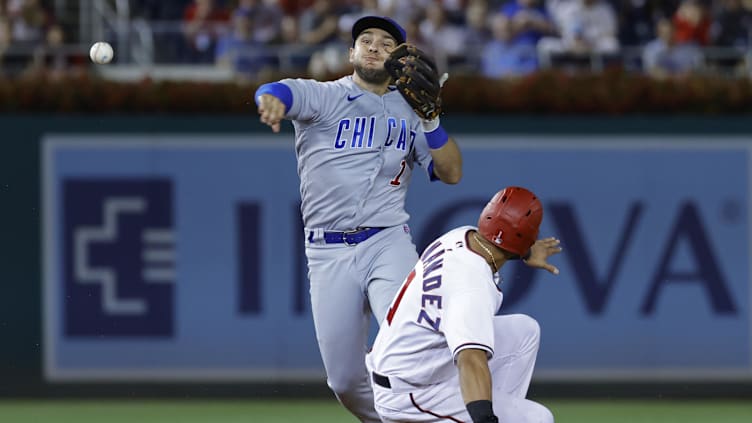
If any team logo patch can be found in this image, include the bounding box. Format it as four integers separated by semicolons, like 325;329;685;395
63;179;175;337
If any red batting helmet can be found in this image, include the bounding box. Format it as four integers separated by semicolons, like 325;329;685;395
477;186;543;257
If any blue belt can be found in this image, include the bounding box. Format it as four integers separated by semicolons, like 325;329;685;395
321;227;385;245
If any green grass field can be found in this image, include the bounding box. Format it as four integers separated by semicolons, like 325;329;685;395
1;399;751;423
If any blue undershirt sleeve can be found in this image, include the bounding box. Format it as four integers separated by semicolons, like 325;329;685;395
254;82;293;112
427;161;440;182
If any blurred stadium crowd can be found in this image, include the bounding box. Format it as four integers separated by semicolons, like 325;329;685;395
0;0;751;81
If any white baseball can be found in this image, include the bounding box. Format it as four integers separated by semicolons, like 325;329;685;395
89;42;114;64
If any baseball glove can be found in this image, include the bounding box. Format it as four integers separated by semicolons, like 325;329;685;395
384;44;443;120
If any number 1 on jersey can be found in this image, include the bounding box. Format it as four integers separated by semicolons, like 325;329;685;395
390;160;406;186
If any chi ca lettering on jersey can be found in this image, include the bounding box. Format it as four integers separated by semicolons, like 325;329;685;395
334;117;417;151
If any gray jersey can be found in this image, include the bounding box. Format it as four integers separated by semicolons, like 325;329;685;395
281;76;433;230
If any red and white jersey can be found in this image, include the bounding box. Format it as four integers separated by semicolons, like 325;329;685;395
368;226;503;386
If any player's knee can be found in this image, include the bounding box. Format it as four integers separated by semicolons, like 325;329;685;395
517;314;541;345
514;314;541;357
530;403;554;423
327;374;364;396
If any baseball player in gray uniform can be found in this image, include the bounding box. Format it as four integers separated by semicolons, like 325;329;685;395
367;187;561;423
254;16;462;423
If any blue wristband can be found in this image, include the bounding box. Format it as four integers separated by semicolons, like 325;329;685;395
254;82;293;112
425;125;449;149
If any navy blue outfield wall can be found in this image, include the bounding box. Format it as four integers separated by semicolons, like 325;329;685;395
2;115;752;398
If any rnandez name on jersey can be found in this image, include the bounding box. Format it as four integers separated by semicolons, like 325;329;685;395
334;117;417;151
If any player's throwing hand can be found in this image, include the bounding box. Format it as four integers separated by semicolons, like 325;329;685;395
523;237;562;275
256;94;286;133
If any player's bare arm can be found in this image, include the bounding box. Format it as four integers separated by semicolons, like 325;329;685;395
457;348;493;403
256;94;287;133
457;349;498;423
428;136;462;184
523;237;562;275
